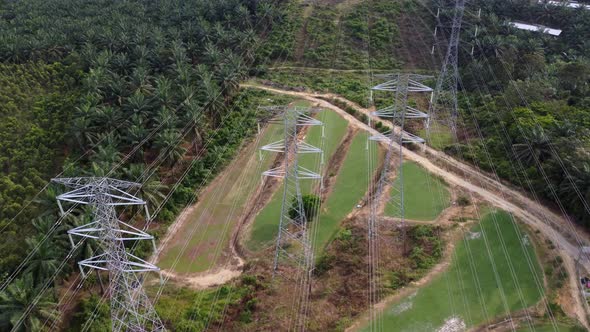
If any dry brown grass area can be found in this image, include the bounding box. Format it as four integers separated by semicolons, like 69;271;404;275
219;215;447;331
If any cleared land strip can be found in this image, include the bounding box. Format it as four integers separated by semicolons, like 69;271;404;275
240;83;589;260
240;83;590;328
242;83;590;327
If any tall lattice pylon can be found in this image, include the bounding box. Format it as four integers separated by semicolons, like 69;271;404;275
53;177;165;332
366;74;432;329
259;105;323;273
430;0;466;137
259;105;323;331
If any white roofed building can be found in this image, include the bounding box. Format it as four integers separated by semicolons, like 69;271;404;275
509;21;563;36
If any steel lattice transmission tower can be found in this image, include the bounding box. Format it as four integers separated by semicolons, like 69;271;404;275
259;105;323;273
259;105;323;330
430;0;466;137
53;177;165;332
366;74;432;328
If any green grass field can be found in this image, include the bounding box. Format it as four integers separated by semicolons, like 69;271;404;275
362;210;545;331
157;123;285;273
246;109;349;251
311;131;382;253
384;161;451;221
419;126;453;150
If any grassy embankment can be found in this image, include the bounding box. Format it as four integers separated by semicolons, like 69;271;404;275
246;109;349;251
361;210;547;331
384;161;451;221
312;131;383;253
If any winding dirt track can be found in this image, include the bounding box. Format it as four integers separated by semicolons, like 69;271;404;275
241;83;590;327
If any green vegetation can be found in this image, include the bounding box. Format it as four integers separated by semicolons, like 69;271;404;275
313;131;382;252
247;109;349;250
256;71;373;107
446;0;590;228
289;194;321;224
153;274;264;331
362;210;544;331
67;294;110;332
385;162;451;221
0;62;78;273
264;0;404;69
419;126;453;150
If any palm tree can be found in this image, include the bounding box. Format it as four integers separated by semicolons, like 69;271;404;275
0;275;58;332
125;90;152;117
152;106;177;131
111;53;131;76
129;66;154;95
70;103;96;150
175;61;193;86
133;44;151;69
24;232;62;286
124;164;168;209
171;40;188;65
154;130;186;166
217;53;244;99
154;76;173;108
93;106;124;133
204;43;222;68
107;73;126;103
201;74;224;124
512;127;551;165
183;102;207;154
33;186;61;217
91;144;122;172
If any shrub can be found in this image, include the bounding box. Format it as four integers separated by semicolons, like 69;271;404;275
314;254;335;276
288;194;321;223
241;275;258;287
457;195;471;206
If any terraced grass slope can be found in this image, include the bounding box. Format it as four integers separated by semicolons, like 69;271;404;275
157;123;284;273
362;210;545;331
246;109;349;251
312;131;383;253
384;161;451;221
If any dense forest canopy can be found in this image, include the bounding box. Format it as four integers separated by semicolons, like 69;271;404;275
0;0;286;329
430;0;590;227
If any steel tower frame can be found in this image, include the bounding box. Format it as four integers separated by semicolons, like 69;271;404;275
53;177;165;332
259;105;324;331
430;0;466;136
259;106;323;274
366;74;432;328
